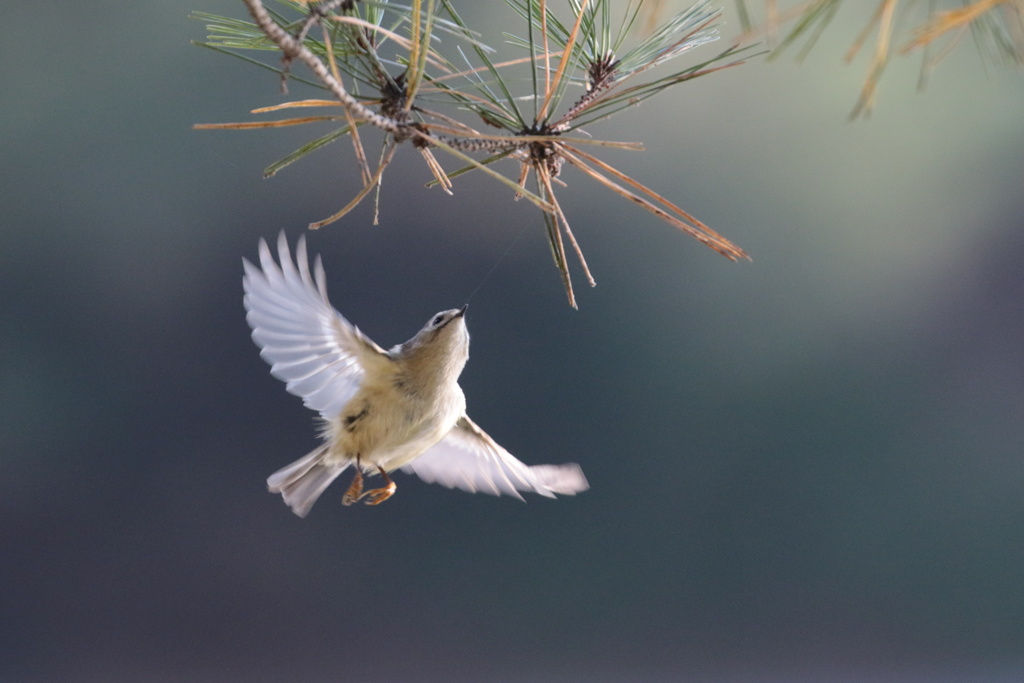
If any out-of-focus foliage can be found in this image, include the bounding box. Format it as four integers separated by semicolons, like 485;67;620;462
729;0;1024;117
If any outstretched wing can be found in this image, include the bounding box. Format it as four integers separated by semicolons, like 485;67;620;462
402;415;589;499
243;231;389;418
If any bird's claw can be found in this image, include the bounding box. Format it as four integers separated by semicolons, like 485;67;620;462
360;481;396;506
341;462;395;506
341;467;364;506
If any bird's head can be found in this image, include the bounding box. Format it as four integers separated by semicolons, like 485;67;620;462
397;304;470;380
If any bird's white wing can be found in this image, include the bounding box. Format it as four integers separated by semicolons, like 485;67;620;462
243;231;389;417
402;415;589;499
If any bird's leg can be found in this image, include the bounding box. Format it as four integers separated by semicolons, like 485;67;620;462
341;456;364;506
359;466;396;506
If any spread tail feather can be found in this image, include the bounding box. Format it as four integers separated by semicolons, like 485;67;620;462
267;444;348;518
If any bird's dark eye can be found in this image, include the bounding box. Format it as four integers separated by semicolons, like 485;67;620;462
432;314;445;326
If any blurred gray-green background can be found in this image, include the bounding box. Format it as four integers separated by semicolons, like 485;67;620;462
2;1;1023;681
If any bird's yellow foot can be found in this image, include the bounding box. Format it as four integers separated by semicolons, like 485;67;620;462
360;466;396;506
360;483;396;505
341;467;364;506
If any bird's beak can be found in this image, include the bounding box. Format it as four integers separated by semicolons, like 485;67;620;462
457;304;468;318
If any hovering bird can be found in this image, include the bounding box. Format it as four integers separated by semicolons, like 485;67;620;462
243;233;589;517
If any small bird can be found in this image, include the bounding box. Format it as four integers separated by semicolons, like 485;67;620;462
243;232;589;517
